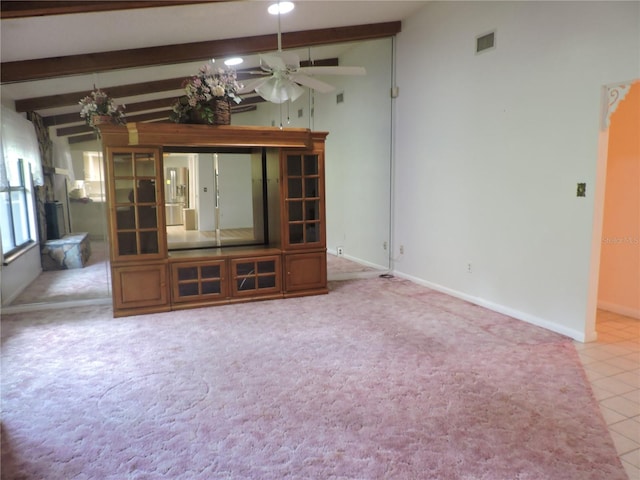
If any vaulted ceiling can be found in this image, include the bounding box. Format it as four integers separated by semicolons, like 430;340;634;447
1;1;427;144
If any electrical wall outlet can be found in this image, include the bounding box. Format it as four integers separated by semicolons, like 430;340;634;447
383;241;388;250
337;246;344;256
467;263;472;273
399;245;405;255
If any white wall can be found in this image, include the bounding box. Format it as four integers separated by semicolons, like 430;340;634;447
1;245;42;306
67;139;108;239
68;139;101;178
236;38;394;269
314;38;393;268
218;153;253;229
393;1;640;341
0;107;43;306
234;90;312;129
196;154;216;231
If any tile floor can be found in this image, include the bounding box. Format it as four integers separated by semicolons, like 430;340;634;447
574;310;640;479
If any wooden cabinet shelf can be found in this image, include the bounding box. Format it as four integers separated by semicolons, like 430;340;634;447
100;124;328;317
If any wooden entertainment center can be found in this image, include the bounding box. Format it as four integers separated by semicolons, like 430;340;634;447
99;123;328;317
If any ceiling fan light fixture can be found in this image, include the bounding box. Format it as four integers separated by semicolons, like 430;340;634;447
255;77;304;104
224;57;243;66
268;2;294;15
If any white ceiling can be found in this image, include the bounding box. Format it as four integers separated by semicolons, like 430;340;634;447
0;1;428;121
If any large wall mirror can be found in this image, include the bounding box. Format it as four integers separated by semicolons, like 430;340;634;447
163;147;270;250
7;37;393;309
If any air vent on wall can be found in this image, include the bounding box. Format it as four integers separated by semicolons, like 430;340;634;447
476;31;496;54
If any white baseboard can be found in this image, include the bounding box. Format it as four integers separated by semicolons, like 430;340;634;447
327;251;389;272
392;271;589;342
597;301;640;320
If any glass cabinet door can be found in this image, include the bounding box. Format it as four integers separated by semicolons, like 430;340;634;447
230;256;281;297
171;260;227;302
108;149;164;260
283;152;324;249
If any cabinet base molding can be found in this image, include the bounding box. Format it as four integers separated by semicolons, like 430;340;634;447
113;305;171;318
283;288;329;299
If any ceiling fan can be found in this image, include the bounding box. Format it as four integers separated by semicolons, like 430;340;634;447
240;52;366;104
239;5;366;104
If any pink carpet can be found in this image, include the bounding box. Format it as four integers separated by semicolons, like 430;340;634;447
9;241;111;306
1;277;627;479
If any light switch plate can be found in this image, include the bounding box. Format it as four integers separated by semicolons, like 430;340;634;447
577;183;586;197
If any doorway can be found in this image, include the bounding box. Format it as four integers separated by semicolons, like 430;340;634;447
588;79;640;339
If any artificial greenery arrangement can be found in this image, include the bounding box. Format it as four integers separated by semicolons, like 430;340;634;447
78;88;126;126
170;64;243;125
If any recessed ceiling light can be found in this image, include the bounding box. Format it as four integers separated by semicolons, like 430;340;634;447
224;57;243;66
268;2;294;15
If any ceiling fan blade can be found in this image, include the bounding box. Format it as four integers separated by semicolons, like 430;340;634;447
260;54;286;71
278;51;301;69
255;77;304;104
260;51;301;70
298;66;367;76
290;74;336;94
238;77;271;94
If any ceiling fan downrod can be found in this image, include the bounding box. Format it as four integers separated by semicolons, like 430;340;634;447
277;5;283;52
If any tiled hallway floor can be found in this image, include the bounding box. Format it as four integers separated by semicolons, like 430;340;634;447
575;310;640;479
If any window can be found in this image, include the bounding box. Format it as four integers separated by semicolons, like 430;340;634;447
1;158;37;258
78;151;105;201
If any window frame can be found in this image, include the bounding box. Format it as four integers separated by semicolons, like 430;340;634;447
1;158;38;262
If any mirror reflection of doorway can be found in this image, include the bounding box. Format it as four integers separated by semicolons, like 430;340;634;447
164;149;266;251
165;166;189;226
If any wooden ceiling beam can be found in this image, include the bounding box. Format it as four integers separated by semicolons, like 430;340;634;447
15;78;183;112
67;133;98;144
56;124;98;137
43;98;176;126
16;58;336;112
57;104;259;136
1;22;400;83
43;111;86;128
0;1;230;19
57;110;176;136
43;94;264;127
